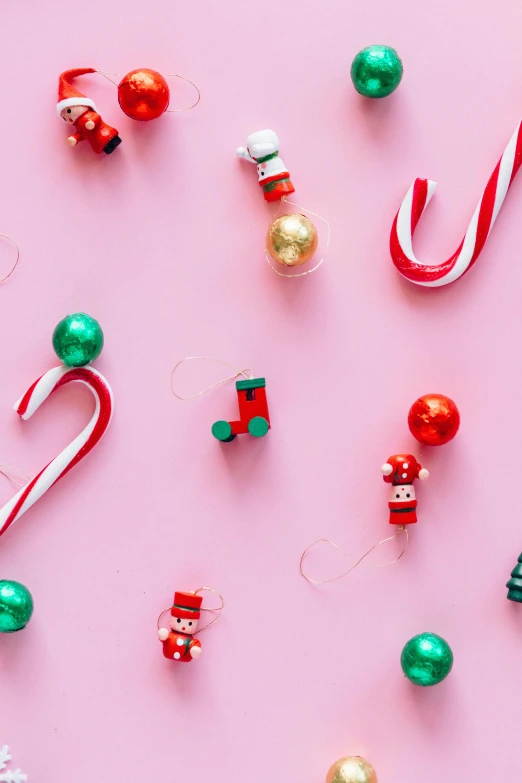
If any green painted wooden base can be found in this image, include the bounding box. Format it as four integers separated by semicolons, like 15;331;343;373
248;416;269;437
212;421;236;442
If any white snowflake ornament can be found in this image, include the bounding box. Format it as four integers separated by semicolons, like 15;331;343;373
0;746;27;782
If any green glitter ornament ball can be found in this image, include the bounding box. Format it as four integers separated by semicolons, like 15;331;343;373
0;580;34;633
401;632;454;686
351;45;403;98
52;313;104;367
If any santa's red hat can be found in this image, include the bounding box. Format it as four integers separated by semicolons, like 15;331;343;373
57;68;97;116
171;591;203;619
381;454;429;485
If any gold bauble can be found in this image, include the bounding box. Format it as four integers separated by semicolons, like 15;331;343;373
266;213;318;267
326;756;378;783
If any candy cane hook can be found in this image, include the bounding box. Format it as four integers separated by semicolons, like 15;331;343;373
0;365;113;539
390;120;522;287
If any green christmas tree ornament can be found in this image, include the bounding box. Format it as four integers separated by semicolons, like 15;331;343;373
401;632;453;686
506;553;522;602
350;45;403;98
52;312;104;367
0;579;34;633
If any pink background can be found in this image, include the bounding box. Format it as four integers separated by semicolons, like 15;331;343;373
1;0;522;780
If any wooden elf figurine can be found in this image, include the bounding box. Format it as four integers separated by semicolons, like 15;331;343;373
237;129;295;202
57;68;122;155
158;591;203;662
381;454;429;524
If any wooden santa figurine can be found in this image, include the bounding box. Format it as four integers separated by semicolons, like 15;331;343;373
237;129;295;202
381;454;429;525
158;591;203;662
57;68;122;155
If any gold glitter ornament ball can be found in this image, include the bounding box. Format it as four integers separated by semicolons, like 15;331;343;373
266;213;318;267
326;756;378;783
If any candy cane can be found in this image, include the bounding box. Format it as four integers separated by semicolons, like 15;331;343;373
0;365;113;539
390;120;522;286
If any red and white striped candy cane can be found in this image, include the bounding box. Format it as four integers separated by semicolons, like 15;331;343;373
0;365;113;539
390;120;522;287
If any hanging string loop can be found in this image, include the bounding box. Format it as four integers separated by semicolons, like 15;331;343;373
96;70;201;112
170;357;252;400
300;525;409;585
0;463;29;488
0;235;20;284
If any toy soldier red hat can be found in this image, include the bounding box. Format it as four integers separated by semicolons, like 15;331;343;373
57;68;98;115
381;454;429;485
171;591;203;619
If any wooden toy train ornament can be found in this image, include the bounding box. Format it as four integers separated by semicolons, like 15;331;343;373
212;377;270;442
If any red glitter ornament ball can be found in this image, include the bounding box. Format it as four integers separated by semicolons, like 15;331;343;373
408;394;460;446
117;69;170;121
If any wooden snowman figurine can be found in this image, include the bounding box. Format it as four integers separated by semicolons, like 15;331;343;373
158;591;203;662
381;454;429;525
237;129;295;202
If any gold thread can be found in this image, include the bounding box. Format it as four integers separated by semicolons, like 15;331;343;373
95;70;120;86
0;463;29;488
0;235;20;284
170;356;252;400
157;608;169;629
300;526;409;585
165;74;201;113
265;196;330;278
193;586;225;631
96;70;201;112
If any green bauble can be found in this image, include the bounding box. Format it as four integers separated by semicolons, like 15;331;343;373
0;580;34;633
401;632;453;686
52;313;104;367
351;45;403;98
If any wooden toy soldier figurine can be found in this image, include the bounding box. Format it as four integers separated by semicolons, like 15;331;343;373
158;588;224;663
237;130;295;202
158;591;203;662
381;454;429;525
57;68;122;155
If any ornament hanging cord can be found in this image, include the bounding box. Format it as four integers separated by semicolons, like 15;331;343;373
0;464;29;488
300;525;409;585
0;235;20;284
266;197;331;278
157;587;225;633
96;70;201;112
170;356;252;400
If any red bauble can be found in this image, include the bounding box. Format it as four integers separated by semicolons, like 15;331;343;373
408;394;460;446
117;69;170;121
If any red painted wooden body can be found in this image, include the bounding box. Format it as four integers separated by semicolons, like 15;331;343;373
212;377;270;441
382;453;429;525
230;380;270;435
162;631;201;662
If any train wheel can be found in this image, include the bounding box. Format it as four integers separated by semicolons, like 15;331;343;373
248;416;269;437
212;420;236;442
